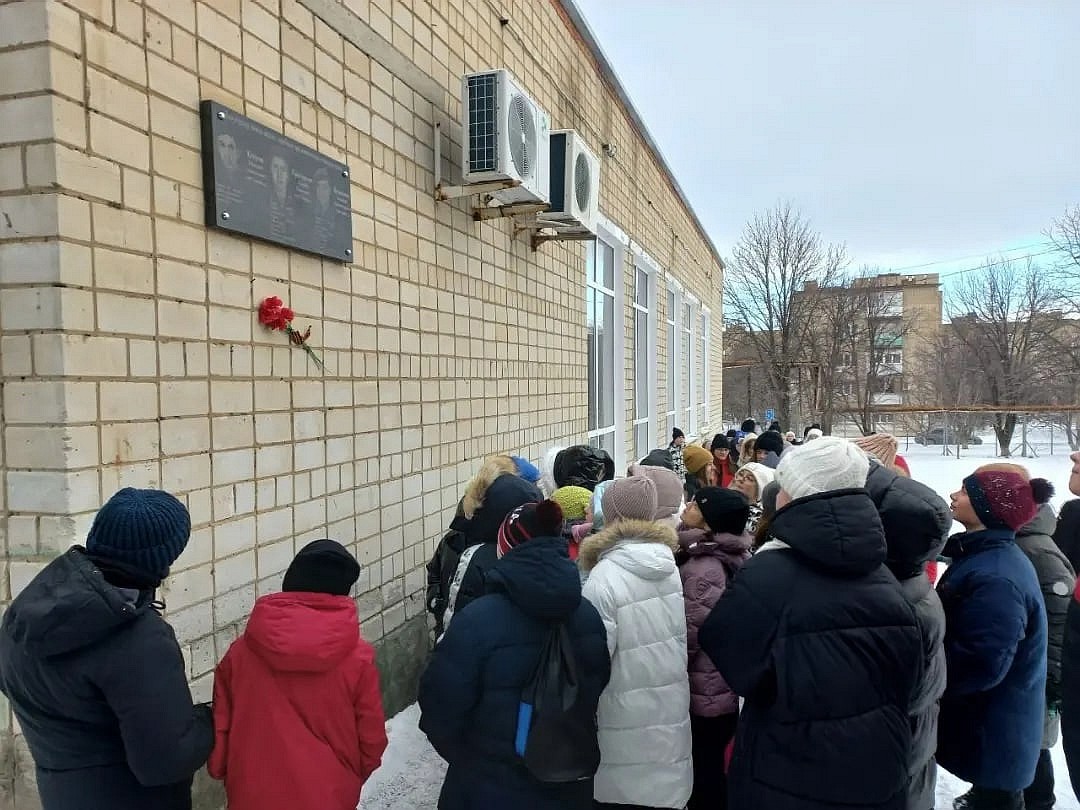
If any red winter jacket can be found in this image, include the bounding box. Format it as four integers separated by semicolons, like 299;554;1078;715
208;592;388;810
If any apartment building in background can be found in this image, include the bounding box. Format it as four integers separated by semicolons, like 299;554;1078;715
0;0;724;805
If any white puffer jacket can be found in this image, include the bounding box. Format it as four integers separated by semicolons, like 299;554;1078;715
580;519;693;809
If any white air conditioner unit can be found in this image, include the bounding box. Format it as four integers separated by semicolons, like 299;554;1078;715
547;130;601;234
461;69;550;206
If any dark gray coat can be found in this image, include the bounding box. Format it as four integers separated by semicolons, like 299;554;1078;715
0;548;213;810
865;463;950;810
1016;503;1076;702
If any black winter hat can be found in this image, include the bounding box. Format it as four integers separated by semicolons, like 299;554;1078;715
85;488;191;581
638;448;675;470
710;434;730;452
755;430;786;456
694;487;751;535
740;419;757;433
672;427;685;441
282;539;360;596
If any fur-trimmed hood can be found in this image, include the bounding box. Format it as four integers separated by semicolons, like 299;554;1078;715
461;456;519;518
579;519;679;575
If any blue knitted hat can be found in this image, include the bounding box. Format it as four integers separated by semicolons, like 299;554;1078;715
85;488;192;580
511;456;542;484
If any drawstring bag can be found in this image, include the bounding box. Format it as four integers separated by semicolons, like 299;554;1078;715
515;623;600;783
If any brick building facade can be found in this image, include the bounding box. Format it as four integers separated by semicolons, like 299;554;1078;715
0;0;723;805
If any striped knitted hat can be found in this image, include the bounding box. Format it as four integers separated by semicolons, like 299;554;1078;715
497;500;565;558
86;488;191;580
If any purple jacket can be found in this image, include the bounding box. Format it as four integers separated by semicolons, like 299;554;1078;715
677;526;751;717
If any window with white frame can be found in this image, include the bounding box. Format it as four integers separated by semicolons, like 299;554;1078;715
682;299;694;433
587;236;618;458
698;310;709;428
665;285;678;436
632;262;656;461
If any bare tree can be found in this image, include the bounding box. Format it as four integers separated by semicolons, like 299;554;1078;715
946;257;1063;456
724;202;847;428
1048;204;1080;317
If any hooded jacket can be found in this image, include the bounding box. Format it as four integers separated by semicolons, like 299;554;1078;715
864;462;950;810
1015;503;1075;702
700;489;922;810
0;548;213;810
936;529;1047;791
439;473;543;631
207;592;387;810
419;536;610;810
676;527;751;717
1054;499;1080;572
579;520;693;809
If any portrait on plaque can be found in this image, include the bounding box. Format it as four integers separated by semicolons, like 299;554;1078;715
199;101;354;262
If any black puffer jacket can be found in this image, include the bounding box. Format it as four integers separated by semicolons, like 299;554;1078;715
0;548;213;810
1016;503;1076;702
700;489;922;810
864;463;950;810
1054;500;1080;573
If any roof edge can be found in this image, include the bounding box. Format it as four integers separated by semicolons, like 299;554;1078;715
554;0;724;270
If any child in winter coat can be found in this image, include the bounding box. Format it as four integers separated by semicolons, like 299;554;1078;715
938;465;1049;810
208;540;388;810
729;462;775;533
420;501;611;810
580;476;693;810
710;435;738;488
669;428;688;477
677;487;752;810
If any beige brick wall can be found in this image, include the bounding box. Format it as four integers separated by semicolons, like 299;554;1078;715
0;0;723;802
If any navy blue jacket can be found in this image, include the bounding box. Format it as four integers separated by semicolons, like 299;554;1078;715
936;529;1047;791
418;536;611;810
0;548;213;810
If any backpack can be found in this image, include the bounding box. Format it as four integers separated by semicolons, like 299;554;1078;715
514;623;600;783
426;527;467;636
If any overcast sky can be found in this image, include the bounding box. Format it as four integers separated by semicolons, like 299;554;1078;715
573;0;1080;277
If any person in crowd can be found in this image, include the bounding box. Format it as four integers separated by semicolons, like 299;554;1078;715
1012;478;1075;810
0;488;214;810
710;435;738;488
805;427;824;442
1054;450;1080;570
803;422;822;439
784;430;798;446
428;455;542;634
740;419;757;435
753;430;785;469
751;480;781;551
670;428;688;478
1059;450;1080;800
570;481;613;560
937;465;1048;810
864;458;952;810
639;448;675;470
420;500;611;810
551;485;592;522
729;461;775;534
677;488;752;810
683;443;716;501
553;445;616;492
208;540;387;810
701;438;922;810
737;433;758;468
580;476;693;810
511;455;542;484
768;420;782;433
855;433;911;479
436;459;543;632
630;463;685;531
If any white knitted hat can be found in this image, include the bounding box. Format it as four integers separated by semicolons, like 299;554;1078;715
775;437;870;502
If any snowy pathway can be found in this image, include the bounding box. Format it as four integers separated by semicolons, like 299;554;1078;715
362;437;1080;809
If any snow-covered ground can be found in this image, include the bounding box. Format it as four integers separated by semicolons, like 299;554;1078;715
361;435;1080;810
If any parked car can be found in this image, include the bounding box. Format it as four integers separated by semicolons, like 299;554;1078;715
914;427;983;446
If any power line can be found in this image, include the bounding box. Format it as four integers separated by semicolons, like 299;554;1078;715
935;248;1059;280
872;242;1055;275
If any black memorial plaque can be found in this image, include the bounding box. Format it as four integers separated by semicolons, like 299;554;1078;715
200;100;353;262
